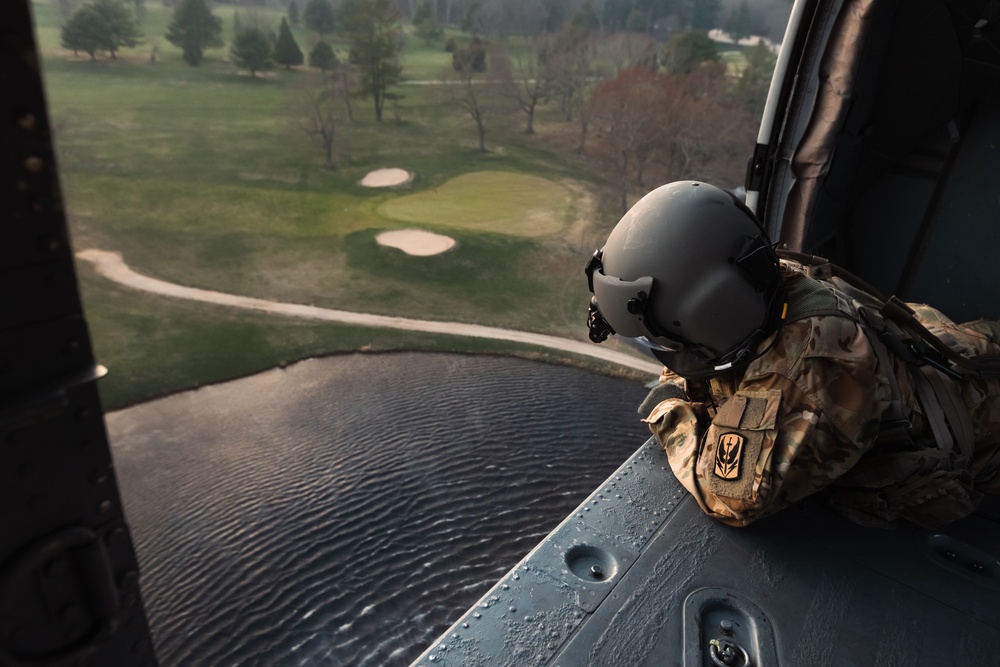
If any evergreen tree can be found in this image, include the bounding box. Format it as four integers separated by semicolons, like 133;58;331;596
303;0;335;36
288;0;300;26
415;18;442;45
625;9;647;32
94;0;141;58
412;0;440;44
737;40;777;114
309;41;336;72
661;31;718;74
231;27;273;76
725;0;755;43
452;37;485;73
601;0;631;31
412;0;432;25
274;17;303;69
570;2;600;31
61;4;108;60
61;0;141;60
687;0;721;31
166;0;223;66
338;0;361;24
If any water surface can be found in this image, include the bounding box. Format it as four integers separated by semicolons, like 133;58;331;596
107;353;650;666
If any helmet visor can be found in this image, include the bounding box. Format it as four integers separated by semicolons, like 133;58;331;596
590;270;655;339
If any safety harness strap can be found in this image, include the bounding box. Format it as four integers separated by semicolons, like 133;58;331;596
913;368;955;455
918;365;975;459
777;258;975;454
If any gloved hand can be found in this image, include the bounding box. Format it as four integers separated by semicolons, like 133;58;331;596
637;382;686;418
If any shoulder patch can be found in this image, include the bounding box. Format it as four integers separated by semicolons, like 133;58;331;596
702;390;781;502
715;433;745;480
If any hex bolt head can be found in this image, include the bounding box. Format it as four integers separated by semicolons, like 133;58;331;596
589;565;604;580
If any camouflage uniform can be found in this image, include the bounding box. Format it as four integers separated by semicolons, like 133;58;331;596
642;260;1000;528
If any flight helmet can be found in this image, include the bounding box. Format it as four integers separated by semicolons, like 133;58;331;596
585;181;781;378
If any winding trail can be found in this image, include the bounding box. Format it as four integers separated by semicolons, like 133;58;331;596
76;249;662;376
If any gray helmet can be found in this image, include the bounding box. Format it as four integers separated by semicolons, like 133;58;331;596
585;181;780;378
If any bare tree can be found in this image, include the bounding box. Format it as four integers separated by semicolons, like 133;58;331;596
588;63;753;211
443;42;511;152
330;61;356;121
542;25;600;153
449;61;488;151
591;68;671;212
656;64;753;187
471;0;547;37
343;0;403;123
597;31;659;74
493;39;548;134
298;83;340;167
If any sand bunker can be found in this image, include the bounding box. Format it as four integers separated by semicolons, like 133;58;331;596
376;229;456;256
361;168;413;187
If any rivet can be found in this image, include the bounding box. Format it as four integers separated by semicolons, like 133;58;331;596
23;156;44;174
17;113;37;131
38;235;60;253
97;499;114;514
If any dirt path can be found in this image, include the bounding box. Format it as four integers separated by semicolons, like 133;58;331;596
76;249;662;377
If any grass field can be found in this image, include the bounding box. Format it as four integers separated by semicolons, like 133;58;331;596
32;0;647;408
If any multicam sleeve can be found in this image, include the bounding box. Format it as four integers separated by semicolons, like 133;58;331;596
644;316;888;526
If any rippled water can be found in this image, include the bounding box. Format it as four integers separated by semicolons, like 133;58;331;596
106;353;649;666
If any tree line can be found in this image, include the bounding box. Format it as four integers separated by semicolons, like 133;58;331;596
58;0;780;209
425;18;776;210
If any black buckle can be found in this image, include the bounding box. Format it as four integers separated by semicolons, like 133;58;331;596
0;527;120;666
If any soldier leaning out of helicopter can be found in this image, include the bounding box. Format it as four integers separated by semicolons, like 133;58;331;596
586;181;1000;529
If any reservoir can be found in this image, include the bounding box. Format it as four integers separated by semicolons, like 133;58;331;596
105;352;651;666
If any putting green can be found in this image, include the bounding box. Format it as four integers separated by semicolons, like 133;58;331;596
378;171;573;237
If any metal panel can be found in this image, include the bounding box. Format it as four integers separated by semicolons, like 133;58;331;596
0;3;159;665
410;438;1000;666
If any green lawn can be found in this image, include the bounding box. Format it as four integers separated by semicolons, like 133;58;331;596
33;0;638;408
79;263;638;409
379;171;576;236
